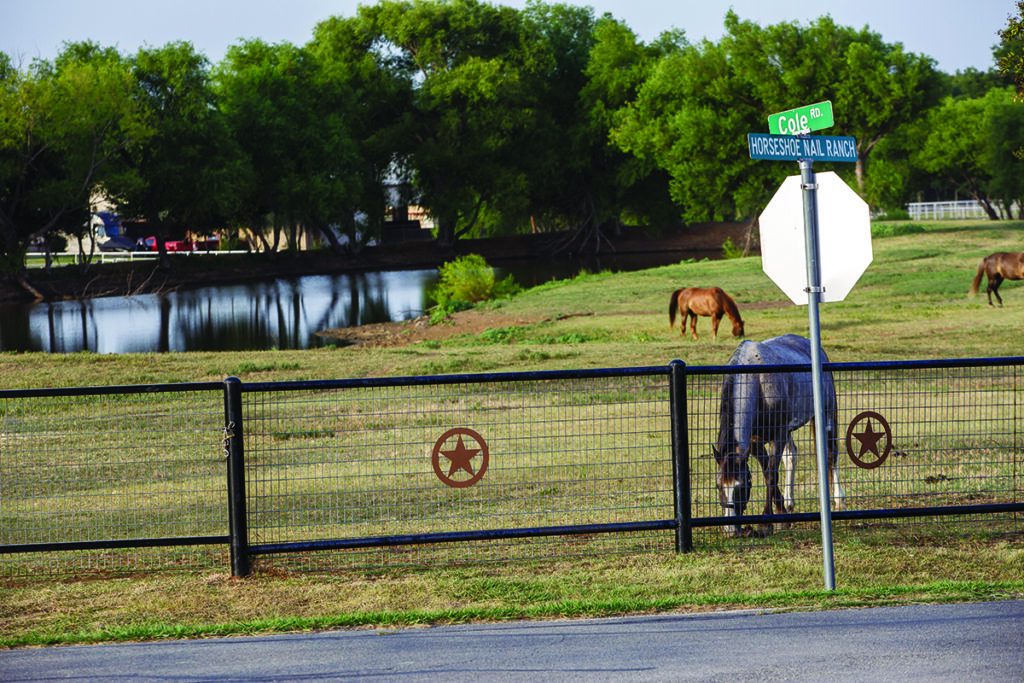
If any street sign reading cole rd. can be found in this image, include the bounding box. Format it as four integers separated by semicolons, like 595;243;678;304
768;100;834;135
747;133;857;163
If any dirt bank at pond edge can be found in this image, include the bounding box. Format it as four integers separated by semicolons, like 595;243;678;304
1;222;754;304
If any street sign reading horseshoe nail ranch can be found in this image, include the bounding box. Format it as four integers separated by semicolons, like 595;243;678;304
747;133;857;163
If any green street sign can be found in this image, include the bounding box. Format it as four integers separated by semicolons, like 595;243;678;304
768;101;834;135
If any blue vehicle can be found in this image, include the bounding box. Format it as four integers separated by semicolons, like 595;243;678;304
95;211;136;252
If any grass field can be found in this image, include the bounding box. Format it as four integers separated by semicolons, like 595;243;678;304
1;219;1023;648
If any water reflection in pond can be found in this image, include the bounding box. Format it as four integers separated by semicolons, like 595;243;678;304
0;251;705;354
0;270;438;354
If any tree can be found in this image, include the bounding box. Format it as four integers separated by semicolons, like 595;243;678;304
309;13;416;254
0;43;151;298
998;1;1024;95
516;6;680;254
107;42;242;270
613;12;943;221
983;89;1024;217
348;0;552;247
914;88;1024;219
613;38;777;222
997;1;1024;159
216;39;361;257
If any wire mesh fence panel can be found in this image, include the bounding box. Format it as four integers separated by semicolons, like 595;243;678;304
241;372;676;571
685;362;1022;548
832;363;1021;538
0;386;228;577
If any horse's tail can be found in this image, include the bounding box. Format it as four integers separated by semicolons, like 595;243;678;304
969;258;986;295
668;289;682;328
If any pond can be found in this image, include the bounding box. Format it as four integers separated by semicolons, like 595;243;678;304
0;252;696;354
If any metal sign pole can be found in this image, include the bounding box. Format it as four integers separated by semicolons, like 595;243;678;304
799;158;837;590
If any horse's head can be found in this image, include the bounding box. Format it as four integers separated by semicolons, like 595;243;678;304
732;319;745;338
712;443;752;529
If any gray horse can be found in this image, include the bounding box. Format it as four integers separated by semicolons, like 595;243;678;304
713;334;846;536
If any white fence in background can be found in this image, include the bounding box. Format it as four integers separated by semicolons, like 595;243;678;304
94;249;252;264
906;200;1021;220
25;250;254;269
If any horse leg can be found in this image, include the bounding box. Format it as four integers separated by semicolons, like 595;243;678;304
829;446;846;511
711;314;722;342
990;274;1004;307
782;438;796;516
755;442;781;537
688;313;698;340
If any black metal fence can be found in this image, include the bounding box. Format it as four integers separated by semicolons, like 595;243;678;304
2;358;1021;578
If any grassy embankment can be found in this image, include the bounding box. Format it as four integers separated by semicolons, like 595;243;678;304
1;219;1022;647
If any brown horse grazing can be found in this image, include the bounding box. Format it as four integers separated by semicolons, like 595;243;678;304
969;252;1024;306
668;286;745;341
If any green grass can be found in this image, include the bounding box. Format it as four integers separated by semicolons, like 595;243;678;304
2;539;1021;648
1;219;1023;647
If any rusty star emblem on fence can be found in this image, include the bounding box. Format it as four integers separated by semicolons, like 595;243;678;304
432;427;489;488
845;411;893;469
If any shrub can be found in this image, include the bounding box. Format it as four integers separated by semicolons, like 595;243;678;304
721;237;746;259
430;254;521;311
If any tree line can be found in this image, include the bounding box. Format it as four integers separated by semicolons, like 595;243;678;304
2;0;1023;298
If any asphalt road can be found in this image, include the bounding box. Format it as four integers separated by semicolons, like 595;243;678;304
3;600;1022;682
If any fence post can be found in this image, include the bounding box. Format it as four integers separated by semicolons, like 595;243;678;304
669;360;693;552
224;376;250;577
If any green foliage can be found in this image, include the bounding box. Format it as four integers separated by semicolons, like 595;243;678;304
346;0;554;246
431;254;521;310
914;88;1024;214
108;42;239;251
721;237;745;259
862;158;907;214
535;331;607;344
998;1;1024;103
874;209;911;221
428;300;474;325
6;0;1024;289
0;41;153;277
613;11;943;221
432;254;495;306
870;223;925;238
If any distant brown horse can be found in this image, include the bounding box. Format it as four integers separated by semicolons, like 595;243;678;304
668;286;745;341
969;252;1024;306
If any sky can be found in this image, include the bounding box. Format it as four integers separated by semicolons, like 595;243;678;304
0;0;1016;74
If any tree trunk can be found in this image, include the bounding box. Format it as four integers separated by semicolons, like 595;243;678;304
14;270;44;302
314;222;351;257
436;217;456;248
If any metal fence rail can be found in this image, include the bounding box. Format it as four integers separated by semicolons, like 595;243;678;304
1;358;1021;578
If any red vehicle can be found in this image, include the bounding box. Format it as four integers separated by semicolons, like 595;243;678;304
138;236;220;252
138;236;187;251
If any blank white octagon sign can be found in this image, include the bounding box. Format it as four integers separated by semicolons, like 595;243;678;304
758;171;872;305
